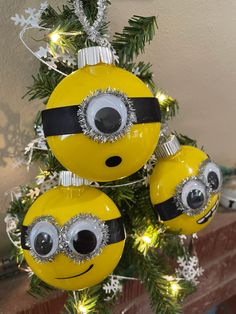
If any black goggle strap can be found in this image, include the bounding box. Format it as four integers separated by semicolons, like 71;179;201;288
153;198;184;221
21;216;126;250
21;225;30;250
105;216;126;244
42;97;161;137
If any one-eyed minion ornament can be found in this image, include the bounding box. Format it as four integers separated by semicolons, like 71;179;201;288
149;128;222;235
21;172;125;291
42;46;161;182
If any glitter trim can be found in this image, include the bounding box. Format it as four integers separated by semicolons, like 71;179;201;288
174;177;211;216
26;216;59;263
61;214;109;263
198;159;223;194
77;88;137;143
26;214;109;264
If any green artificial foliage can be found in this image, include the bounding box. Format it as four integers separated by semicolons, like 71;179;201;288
112;15;157;66
176;133;198;147
6;0;201;313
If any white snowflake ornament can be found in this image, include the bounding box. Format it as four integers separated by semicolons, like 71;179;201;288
11;2;48;28
176;255;204;286
4;214;19;233
26;187;41;200
103;276;123;301
35;46;49;59
61;53;77;67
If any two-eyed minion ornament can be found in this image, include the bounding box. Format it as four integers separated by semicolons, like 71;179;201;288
150;129;222;235
21;172;125;290
42;46;161;182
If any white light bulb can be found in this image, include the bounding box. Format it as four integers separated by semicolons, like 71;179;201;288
159;94;167;102
142;235;151;244
170;282;180;296
78;305;87;314
50;32;60;43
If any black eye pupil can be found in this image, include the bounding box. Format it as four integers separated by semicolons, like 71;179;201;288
208;171;219;190
187;189;205;209
73;230;97;255
95;107;122;134
34;232;53;256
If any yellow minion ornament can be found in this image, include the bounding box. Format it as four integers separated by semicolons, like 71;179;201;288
21;171;125;291
42;47;161;182
149;128;222;235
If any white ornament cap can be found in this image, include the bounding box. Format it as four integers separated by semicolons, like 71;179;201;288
59;171;91;187
78;46;115;69
155;124;181;159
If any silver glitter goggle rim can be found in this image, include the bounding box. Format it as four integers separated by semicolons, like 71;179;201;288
25;214;109;264
60;213;109;264
198;158;223;194
26;216;59;263
174;158;222;216
77;88;137;143
174;176;211;217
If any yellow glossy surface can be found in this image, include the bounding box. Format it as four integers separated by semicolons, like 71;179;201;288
150;146;220;234
46;64;160;182
23;186;125;291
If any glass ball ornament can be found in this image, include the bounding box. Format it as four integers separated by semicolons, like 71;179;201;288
42;47;161;182
21;181;125;291
150;143;222;235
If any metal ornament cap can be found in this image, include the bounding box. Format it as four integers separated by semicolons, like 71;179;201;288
59;171;92;187
78;46;115;69
155;134;181;159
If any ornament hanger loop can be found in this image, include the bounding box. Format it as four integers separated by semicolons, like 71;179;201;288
74;0;109;46
19;26;68;77
74;0;118;60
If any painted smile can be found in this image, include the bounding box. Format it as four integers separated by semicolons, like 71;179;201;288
55;264;94;280
197;199;219;225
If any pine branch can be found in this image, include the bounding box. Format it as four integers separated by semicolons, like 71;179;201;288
41;1;110;50
132;250;182;314
64;284;111;314
112;15;157;65
175;133;197;147
156;90;179;122
24;64;63;103
159;232;186;259
29;274;55;298
123;61;156;92
43;151;65;172
220;166;236;177
7;187;33;223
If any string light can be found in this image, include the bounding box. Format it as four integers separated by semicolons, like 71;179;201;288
78;304;87;314
156;91;167;103
170;281;180;296
163;276;181;297
142;235;151;244
50;32;61;43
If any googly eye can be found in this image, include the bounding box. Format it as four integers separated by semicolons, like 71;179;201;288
178;178;209;216
87;94;128;135
78;89;136;143
200;160;222;193
64;214;109;262
29;218;59;261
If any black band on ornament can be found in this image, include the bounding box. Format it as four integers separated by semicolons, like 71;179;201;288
153;198;183;221
21;225;30;250
105;216;126;244
21;216;125;250
42;106;82;137
42;97;161;137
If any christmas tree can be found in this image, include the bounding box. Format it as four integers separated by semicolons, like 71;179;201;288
5;0;215;313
